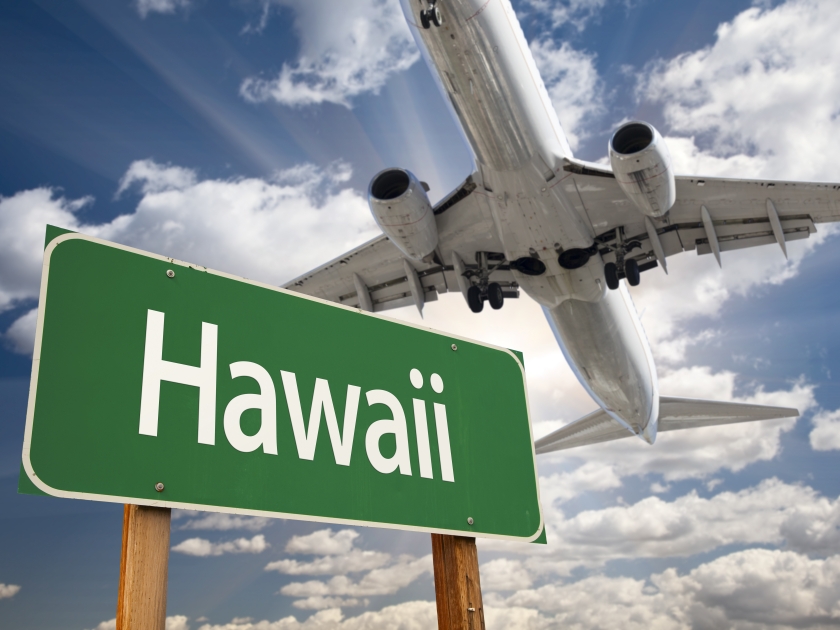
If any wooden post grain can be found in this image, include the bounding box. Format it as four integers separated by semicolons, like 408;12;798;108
116;504;172;630
431;534;485;630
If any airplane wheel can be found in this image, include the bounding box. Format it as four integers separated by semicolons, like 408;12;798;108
420;10;431;29
467;285;484;313
431;7;442;26
604;262;620;290
625;259;640;287
488;282;504;310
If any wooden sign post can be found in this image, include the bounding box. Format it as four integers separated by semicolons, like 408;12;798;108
431;534;485;630
116;505;172;630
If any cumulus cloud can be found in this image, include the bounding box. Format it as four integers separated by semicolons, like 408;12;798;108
485;478;840;577
284;529;360;556
480;559;533;592
278;555;432;598
195;602;437;630
264;529;428;608
3;307;37;355
0;583;20;599
642;0;840;183
810;407;840;451
489;549;840;629
265;550;390;576
134;0;190;19
240;0;418;108
290;596;366;611
172;534;269;557
530;39;604;150
0;160;377;355
0;188;93;313
88;616;189;630
175;511;273;532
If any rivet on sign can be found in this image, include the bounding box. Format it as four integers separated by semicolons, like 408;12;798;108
155;482;165;492
166;270;175;278
451;343;458;351
467;517;474;525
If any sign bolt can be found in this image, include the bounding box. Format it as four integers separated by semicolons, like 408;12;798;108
451;343;458;351
166;269;175;278
155;482;165;492
467;517;474;525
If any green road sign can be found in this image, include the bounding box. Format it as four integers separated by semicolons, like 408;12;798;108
21;230;543;541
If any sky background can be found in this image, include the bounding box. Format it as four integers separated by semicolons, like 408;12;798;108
2;0;840;628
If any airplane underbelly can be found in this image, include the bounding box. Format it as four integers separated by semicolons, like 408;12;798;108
402;0;598;302
544;286;659;435
402;0;571;172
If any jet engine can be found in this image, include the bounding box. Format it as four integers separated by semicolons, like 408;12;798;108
609;121;676;218
368;168;438;262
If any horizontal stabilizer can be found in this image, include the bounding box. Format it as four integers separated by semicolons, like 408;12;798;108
535;396;799;454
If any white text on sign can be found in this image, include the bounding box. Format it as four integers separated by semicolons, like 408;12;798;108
137;310;455;481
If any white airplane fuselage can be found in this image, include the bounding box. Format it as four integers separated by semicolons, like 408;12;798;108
400;0;659;441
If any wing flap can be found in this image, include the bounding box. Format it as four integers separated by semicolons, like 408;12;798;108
566;158;840;269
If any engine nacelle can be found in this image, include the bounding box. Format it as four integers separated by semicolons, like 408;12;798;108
609;121;676;218
368;168;438;262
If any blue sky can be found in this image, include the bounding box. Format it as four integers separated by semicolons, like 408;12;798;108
3;0;840;628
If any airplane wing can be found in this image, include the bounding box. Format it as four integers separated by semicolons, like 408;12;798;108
562;159;840;271
534;397;799;454
282;174;519;312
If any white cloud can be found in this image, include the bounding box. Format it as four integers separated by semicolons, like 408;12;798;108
88;616;189;630
279;555;432;598
195;602;437;630
240;0;418;108
628;230;835;366
284;529;359;556
538;461;623;506
0;583;20;599
642;0;840;183
134;0;190;19
487;549;840;629
265;550;390;576
0;160;377;356
485;478;840;576
172;534;269;557
480;558;533;592
3;307;37;355
291;596;366;611
116;159;197;196
810;407;840;451
0;188;92;313
176;512;273;532
530;39;604;150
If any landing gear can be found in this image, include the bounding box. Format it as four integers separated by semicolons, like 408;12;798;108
467;285;483;313
603;227;644;290
604;262;619;290
488;282;504;310
420;2;441;29
624;258;640;287
463;251;515;313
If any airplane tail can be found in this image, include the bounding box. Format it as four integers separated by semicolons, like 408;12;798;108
534;397;799;454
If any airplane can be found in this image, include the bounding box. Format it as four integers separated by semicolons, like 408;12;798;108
283;0;840;454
